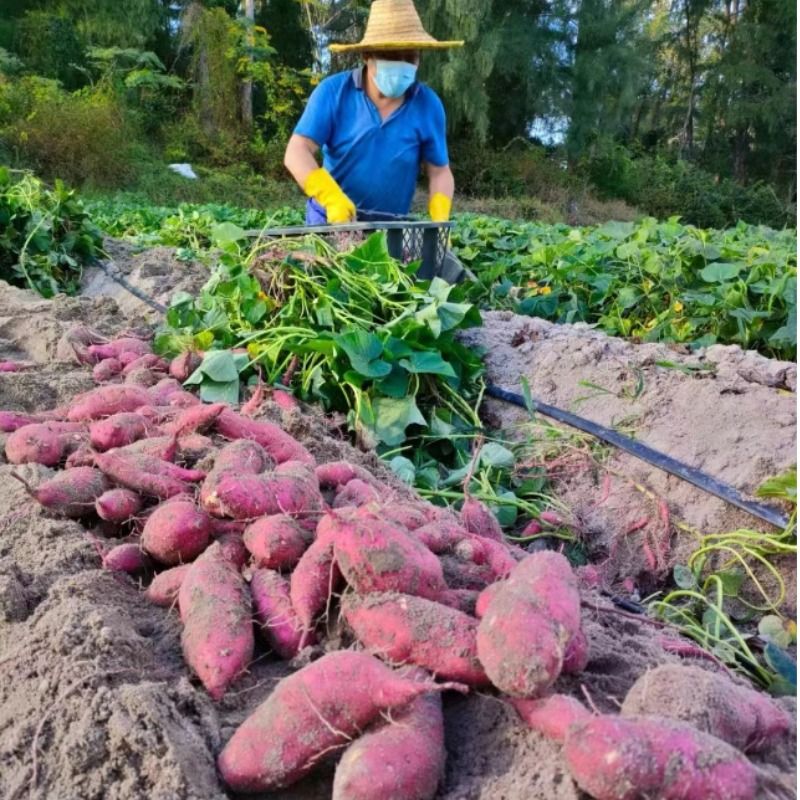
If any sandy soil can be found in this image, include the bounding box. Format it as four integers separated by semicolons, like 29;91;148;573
0;245;795;800
460;311;797;601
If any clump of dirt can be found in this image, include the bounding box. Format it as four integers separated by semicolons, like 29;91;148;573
0;250;794;800
460;311;796;594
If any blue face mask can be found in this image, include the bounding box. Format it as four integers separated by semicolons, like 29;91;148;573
372;59;418;98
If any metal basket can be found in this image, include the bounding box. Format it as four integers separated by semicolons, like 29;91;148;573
246;220;452;280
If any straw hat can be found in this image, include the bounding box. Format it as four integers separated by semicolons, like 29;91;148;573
329;0;463;53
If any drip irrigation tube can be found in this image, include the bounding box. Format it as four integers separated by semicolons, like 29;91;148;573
93;259;168;314
486;382;790;530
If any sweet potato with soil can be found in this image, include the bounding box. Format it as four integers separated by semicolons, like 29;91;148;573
163;402;225;437
216;408;314;465
333;478;382;509
89;413;149;451
251;568;309;659
289;536;343;634
562;628;589;674
177;433;214;463
148;378;184;405
121;354;169;376
438;554;495;591
167;390;201;408
5;423;79;466
476;584;566;697
67;385;151;421
179;542;254;700
213;439;271;474
65;445;96;468
169;351;202;382
93;450;190;499
0;411;41;432
209;469;322;520
315;461;380;490
216;532;247;569
12;467;110;517
437;588;479;616
216;651;466;792
88;337;151;361
56;325;106;365
512;693;592;743
332;668;445;800
332;515;448;601
621;663;790;753
118;435;178;462
475;581;503;618
95;488;142;522
342;592;488;685
563;714;757;800
243;514;313;570
145;564;190;606
92;358;123;383
102;543;151;574
412;519;469;553
141;499;213;565
460;496;504;542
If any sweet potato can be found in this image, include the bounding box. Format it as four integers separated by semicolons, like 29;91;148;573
176;433;214;463
117;351;139;367
476;585;566;697
272;388;298;411
333;478;381;508
315;461;380;490
413;519;470;554
332;668;445;800
92;358;123;383
147;378;184;405
209;469;322;520
12;466;110;517
65;445;96;468
179;542;254;700
213;439;271;474
118;435;178;462
95;488;142;523
5;424;66;466
621;663;791;753
141;499;213;565
563;714;757;800
243;514;313;570
251;568;309;659
216;532;247;569
461;496;504;542
562;629;589;674
438;554;495;591
289;536;342;634
67;385;151;422
163;402;225;437
169;351;202;382
216;651;466;792
377;502;429;531
216;408;314;465
167;390;201;408
475;581;503;618
437;588;479;616
145;564;190;606
121;354;169;376
102;542;151;574
124;368;158;387
332;515;448;601
56;324;106;365
88;337;151;361
93;450;190;499
89;412;149;451
0;411;40;432
512;693;592;743
342;592;488;685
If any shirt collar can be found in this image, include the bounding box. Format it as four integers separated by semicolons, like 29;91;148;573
350;66;421;99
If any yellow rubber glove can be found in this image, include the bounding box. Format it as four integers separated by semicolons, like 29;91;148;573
303;167;356;224
429;192;452;222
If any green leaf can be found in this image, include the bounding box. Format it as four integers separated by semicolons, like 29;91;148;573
376;366;410;398
335;329;392;378
490;490;518;528
764;643;796;692
673;564;696;589
200;350;239;382
200;378;240;405
759;615;796;648
714;569;744;597
700;262;741;283
479;442;515;469
210;222;246;248
437;301;472;332
371;396;427;446
398;351;457;377
388;455;416;485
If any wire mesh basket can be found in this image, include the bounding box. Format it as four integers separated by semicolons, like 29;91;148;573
247;220;452;280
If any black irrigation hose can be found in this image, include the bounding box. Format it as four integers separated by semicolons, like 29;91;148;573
92;259;168;314
486;382;790;530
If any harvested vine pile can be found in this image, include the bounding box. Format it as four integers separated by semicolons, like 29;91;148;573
0;288;795;800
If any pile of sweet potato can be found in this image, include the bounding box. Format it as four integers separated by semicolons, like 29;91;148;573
1;327;790;800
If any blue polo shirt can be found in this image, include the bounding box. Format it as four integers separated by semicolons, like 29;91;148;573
294;68;448;221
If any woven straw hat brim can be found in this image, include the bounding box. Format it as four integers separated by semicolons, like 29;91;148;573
329;0;463;53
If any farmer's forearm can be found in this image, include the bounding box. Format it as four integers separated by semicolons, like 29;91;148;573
284;135;321;189
427;164;455;199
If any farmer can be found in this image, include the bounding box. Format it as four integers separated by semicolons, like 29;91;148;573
283;0;462;230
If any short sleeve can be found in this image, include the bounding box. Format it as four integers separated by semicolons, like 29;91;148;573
294;79;334;147
421;90;449;167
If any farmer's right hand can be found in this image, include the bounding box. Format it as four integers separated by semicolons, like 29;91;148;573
303;168;356;224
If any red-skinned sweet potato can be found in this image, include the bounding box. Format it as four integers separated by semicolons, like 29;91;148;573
95;488;142;523
342;592;488;686
179;542;254;700
12;467;110;517
169;351;202;382
461;496;504;542
102;542;151;574
563;714;757;800
89;413;149;451
512;693;592;743
621;663;791;753
216;651;466;792
67;385;151;421
145;564;191;606
163;402;225;437
93;450;190;499
216;408;314;465
121;354;169;376
333;478;381;508
413;519;470;553
147;378;184;406
332;667;445;800
141;499;213;565
118;435;178;462
92;358;123;383
289;536;342;637
88;337;151;361
243;514;313;570
251;568;309;659
0;411;41;432
315;461;380;490
6;424;68;466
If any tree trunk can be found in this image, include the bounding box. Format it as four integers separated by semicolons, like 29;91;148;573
241;0;255;128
